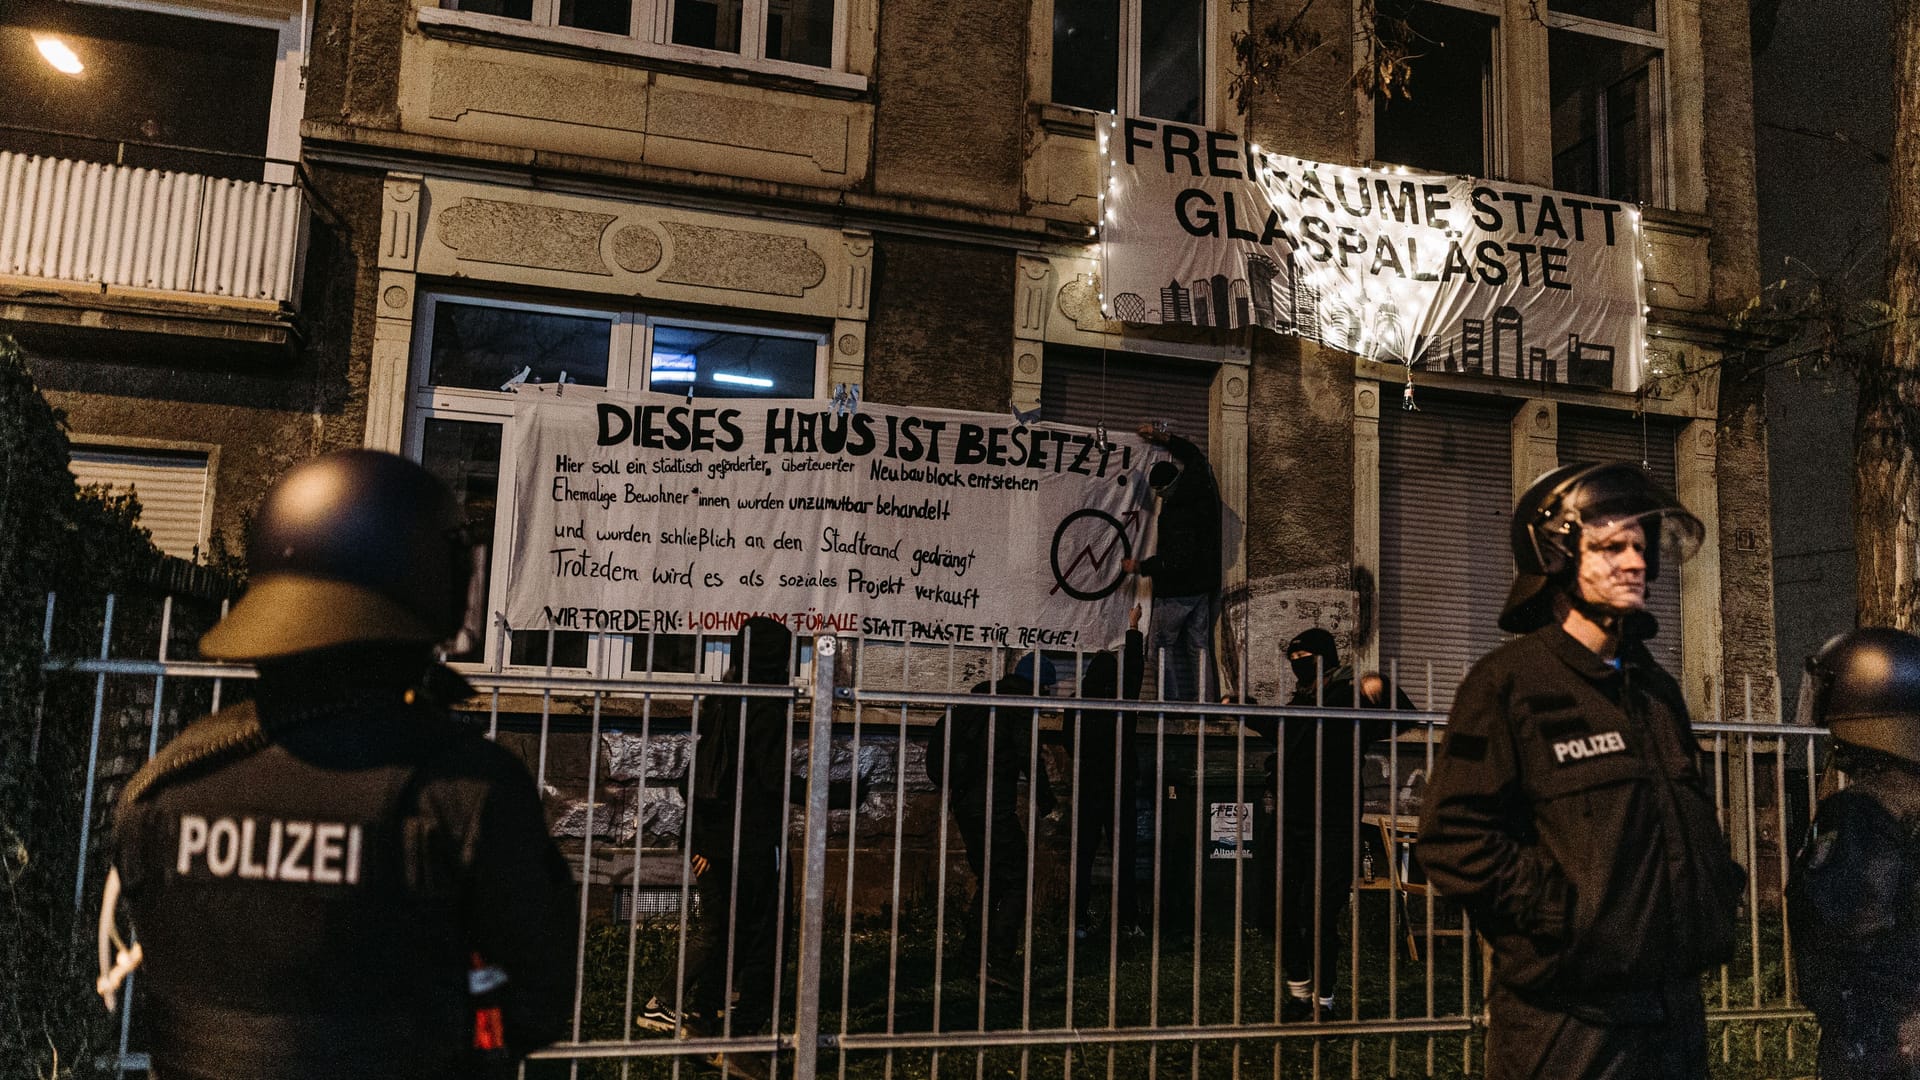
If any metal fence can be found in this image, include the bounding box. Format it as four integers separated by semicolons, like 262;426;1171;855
44;593;1824;1079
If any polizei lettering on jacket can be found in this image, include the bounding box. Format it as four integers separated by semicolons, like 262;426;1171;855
175;813;363;884
1552;731;1627;764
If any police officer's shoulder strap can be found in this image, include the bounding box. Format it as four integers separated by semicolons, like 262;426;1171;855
118;702;267;815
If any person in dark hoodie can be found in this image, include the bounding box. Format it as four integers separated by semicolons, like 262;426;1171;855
1417;463;1744;1079
929;652;1059;971
1065;606;1146;937
1245;627;1413;1020
104;451;574;1080
1122;422;1222;703
639;617;793;1073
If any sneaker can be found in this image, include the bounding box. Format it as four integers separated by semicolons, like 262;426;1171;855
1280;996;1320;1023
635;996;707;1035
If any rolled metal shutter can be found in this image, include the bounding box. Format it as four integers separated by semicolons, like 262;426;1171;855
1378;395;1516;710
70;447;210;560
1039;345;1215;455
1556;407;1684;679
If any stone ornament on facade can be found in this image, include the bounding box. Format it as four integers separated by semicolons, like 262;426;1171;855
1057;273;1119;334
660;222;827;297
379;175;422;271
439;198;617;276
611;225;663;274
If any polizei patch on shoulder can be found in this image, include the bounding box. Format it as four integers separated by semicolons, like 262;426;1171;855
1551;731;1626;764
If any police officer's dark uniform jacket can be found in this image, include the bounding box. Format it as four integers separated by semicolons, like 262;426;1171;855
1787;625;1920;1080
112;651;576;1079
1790;763;1920;1079
1418;622;1745;1013
106;450;575;1080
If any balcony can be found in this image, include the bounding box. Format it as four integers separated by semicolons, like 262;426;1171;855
0;148;305;346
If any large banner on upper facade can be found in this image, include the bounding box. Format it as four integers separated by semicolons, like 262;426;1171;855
1101;118;1645;391
503;396;1155;649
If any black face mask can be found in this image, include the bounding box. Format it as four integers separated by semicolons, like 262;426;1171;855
1291;655;1326;684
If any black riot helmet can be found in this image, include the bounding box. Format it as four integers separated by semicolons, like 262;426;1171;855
199;450;478;661
1805;627;1920;765
1499;461;1704;633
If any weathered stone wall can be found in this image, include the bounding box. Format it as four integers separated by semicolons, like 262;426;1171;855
870;0;1026;210
1234;336;1357;703
862;236;1012;412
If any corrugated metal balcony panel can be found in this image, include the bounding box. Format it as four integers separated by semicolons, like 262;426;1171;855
0;151;301;304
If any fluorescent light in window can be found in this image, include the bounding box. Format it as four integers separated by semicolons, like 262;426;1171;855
34;36;84;75
651;370;696;382
712;372;774;388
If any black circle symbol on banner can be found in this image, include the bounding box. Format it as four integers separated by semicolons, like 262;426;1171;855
1051;509;1133;601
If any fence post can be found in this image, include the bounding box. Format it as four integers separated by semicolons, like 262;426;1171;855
792;635;838;1080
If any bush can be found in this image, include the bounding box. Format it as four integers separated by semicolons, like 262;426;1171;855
0;333;208;1080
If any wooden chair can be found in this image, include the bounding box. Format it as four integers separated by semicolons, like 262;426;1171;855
1361;812;1469;961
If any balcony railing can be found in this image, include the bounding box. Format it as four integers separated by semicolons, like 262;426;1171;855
0;150;304;306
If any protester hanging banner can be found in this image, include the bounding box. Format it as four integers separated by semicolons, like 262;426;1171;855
503;396;1155;648
1099;118;1646;391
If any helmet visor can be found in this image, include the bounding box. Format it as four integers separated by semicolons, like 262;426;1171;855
1561;466;1705;573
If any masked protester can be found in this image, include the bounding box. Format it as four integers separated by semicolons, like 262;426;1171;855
928;652;1059;978
103;451;575;1080
1416;462;1745;1079
1121;422;1222;703
1245;628;1413;1020
637;616;791;1080
1788;627;1920;1080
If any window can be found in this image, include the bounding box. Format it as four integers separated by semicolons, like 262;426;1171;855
444;0;836;71
1547;4;1663;202
0;0;279;181
1052;0;1207;124
407;290;827;673
1372;1;1498;177
69;446;212;561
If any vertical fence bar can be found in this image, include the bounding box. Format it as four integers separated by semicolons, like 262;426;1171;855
74;593;116;911
792;634;839;1080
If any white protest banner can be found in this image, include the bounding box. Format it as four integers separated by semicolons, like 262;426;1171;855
503;396;1156;649
1100;118;1646;391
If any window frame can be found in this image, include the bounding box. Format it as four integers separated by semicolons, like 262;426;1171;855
422;0;861;90
1366;0;1504;178
1543;2;1670;204
403;287;829;678
1049;0;1217;127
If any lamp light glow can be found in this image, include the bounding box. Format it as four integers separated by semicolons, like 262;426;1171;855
35;35;84;75
713;372;775;388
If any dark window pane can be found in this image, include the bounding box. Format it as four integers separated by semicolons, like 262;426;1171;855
428;301;613;392
0;0;276;180
1548;0;1655;30
508;626;590;667
447;0;534;18
766;0;833;66
1138;0;1204;123
1374;2;1494;176
1052;0;1119;112
419;418;502;665
672;0;742;52
630;633;702;674
560;0;632;34
649;324;817;399
1549;29;1658;201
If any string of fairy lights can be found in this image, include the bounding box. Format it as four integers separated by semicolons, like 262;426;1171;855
1095;113;1663;410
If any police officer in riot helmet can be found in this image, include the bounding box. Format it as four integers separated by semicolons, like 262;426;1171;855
1789;627;1920;1080
1418;462;1745;1079
104;450;575;1080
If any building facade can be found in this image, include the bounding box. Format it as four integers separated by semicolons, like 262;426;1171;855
4;0;1776;714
